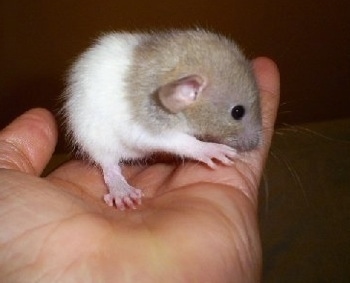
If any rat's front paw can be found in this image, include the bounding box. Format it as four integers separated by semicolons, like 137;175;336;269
104;186;143;210
193;143;237;169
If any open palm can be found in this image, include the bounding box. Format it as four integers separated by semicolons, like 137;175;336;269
0;57;279;283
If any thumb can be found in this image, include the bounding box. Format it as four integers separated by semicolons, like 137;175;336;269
0;108;58;175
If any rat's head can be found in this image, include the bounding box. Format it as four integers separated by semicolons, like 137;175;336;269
157;58;262;152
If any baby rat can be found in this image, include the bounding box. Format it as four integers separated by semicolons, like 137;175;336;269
63;29;262;210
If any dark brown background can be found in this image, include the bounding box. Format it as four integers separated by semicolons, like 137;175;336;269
1;0;349;131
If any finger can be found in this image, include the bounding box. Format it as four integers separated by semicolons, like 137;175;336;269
252;57;280;153
0;108;58;175
225;57;279;196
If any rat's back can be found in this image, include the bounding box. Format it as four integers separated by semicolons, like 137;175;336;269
63;33;145;164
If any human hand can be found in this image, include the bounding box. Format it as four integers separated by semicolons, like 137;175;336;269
0;57;279;283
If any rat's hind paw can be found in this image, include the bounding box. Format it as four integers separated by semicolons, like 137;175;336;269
102;165;143;210
104;187;143;210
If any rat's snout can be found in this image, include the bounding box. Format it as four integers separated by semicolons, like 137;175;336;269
237;128;262;152
224;129;261;152
234;109;263;151
235;135;260;152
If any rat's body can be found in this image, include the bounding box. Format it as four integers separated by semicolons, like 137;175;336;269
63;29;262;210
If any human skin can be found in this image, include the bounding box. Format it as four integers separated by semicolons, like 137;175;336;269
0;57;279;283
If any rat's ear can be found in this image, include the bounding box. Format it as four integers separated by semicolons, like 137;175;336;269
158;75;206;113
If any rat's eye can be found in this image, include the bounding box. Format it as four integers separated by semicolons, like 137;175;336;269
231;105;245;120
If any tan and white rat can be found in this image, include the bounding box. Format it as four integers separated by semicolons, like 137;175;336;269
63;29;262;210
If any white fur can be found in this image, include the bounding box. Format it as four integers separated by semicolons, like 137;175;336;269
65;33;145;166
65;33;196;167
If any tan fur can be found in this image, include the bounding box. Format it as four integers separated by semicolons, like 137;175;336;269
126;29;261;150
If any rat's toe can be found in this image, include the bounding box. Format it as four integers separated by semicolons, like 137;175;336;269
123;196;137;209
103;194;114;206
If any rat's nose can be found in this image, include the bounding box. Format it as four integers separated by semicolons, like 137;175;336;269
235;130;261;152
221;130;261;152
235;137;260;152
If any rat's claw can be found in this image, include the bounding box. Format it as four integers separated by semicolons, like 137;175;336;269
130;189;143;199
221;156;235;166
202;158;217;169
115;198;126;211
122;196;136;210
103;194;114;207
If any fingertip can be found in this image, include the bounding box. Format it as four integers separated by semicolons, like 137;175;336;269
251;57;280;161
0;108;58;175
252;57;280;122
252;56;278;70
252;57;280;98
11;107;58;145
23;108;58;142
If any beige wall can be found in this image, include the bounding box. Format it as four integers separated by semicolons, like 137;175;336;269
1;1;349;131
